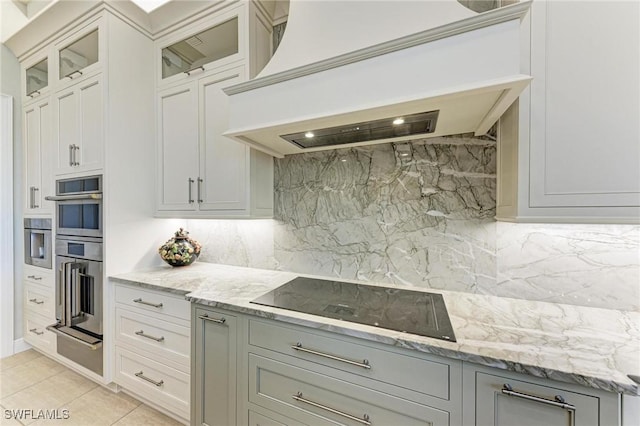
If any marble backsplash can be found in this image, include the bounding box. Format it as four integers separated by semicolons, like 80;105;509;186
187;137;640;312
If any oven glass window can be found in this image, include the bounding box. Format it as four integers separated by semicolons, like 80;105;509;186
59;204;100;230
59;180;83;194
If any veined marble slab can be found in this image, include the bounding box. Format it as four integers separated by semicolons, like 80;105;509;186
110;262;640;396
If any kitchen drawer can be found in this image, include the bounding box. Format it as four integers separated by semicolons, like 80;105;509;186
249;407;305;426
114;284;189;320
114;346;189;420
24;312;56;354
23;266;53;286
249;319;453;400
115;307;189;369
23;281;55;319
249;353;450;426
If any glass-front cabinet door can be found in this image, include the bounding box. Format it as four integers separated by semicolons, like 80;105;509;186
59;29;99;81
161;17;239;81
25;58;48;99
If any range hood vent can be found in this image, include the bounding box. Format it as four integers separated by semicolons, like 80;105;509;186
282;110;439;149
224;1;533;158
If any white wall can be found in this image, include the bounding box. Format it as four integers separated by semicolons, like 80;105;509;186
0;43;23;347
0;1;28;43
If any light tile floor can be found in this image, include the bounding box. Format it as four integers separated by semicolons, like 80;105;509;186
0;350;182;426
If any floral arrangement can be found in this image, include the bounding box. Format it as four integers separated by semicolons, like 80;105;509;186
158;228;202;267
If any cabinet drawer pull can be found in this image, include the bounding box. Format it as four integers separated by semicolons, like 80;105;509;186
65;70;83;80
29;328;44;336
132;298;163;308
27;90;41;99
29;298;44;305
198;314;226;324
184;66;205;76
501;384;576;411
134;371;164;387
135;330;165;342
27;275;42;280
292;392;371;425
292;342;371;370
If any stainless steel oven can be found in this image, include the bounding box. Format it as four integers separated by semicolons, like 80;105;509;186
47;235;103;375
24;218;52;269
45;175;102;238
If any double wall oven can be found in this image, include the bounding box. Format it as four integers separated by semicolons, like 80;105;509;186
45;175;104;375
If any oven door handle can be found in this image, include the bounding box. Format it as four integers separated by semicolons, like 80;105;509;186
45;193;102;201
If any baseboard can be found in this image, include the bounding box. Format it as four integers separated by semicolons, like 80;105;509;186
13;338;31;354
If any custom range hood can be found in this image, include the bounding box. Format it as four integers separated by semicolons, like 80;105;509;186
224;0;532;158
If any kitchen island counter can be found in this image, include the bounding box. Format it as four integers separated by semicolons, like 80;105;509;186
111;262;640;396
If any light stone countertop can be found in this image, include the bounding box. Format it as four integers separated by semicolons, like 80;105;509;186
110;262;640;396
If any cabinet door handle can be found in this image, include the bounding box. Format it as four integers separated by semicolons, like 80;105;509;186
198;314;226;324
184;66;205;76
65;70;83;80
132;298;163;308
197;177;203;203
27;275;42;280
69;145;74;166
134;371;164;387
188;178;195;203
27;90;41;99
73;145;80;166
29;186;34;208
29;328;44;336
32;187;39;208
292;392;371;425
29;298;44;305
291;343;371;369
501;384;576;411
135;330;165;342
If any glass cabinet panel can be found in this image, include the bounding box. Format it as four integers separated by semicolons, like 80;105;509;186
162;17;238;79
26;58;48;96
59;29;99;79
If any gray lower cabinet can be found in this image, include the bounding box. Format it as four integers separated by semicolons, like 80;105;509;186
463;364;620;426
192;306;237;426
192;304;622;426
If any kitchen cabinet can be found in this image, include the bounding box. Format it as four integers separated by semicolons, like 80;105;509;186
23;55;49;102
463;364;620;426
192;306;461;426
22;266;56;356
23;96;53;214
113;283;191;423
53;74;104;175
155;2;274;218
192;305;237;426
497;0;640;223
157;66;272;216
193;305;625;426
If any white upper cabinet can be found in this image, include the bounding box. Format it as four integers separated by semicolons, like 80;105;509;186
497;0;640;223
23;97;53;214
24;56;49;103
55;21;103;87
155;1;275;218
157;6;245;87
54;74;104;176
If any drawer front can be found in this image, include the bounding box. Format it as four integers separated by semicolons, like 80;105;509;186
114;284;189;320
249;353;450;426
114;346;189;420
249;409;301;426
249;319;452;400
23;267;53;286
24;281;55;319
24;313;56;354
475;371;601;426
115;307;190;368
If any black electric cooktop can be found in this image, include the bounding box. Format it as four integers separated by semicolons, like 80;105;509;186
250;277;456;342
